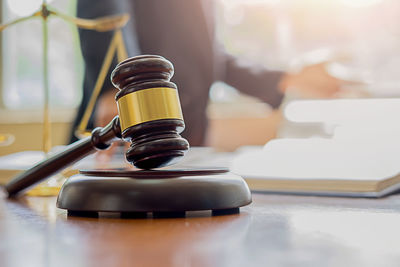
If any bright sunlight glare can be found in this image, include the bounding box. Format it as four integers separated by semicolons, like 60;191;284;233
6;0;54;17
340;0;383;8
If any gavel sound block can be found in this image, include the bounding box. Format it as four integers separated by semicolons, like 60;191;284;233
5;55;251;217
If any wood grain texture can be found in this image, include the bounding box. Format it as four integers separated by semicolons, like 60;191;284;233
1;188;400;267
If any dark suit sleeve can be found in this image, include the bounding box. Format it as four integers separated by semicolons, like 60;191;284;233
204;0;284;109
219;53;285;109
70;0;139;143
77;0;123;96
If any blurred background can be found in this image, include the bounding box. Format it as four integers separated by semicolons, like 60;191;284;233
1;0;399;155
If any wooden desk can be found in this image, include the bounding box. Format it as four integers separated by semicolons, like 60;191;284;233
1;189;400;267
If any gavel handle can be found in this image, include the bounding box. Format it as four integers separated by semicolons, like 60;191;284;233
5;116;122;198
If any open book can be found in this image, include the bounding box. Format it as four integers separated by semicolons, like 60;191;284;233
231;139;400;198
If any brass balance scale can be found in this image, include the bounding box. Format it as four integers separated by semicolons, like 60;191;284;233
0;1;130;195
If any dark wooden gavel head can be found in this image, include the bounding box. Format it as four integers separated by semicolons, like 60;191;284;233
111;55;189;169
5;55;190;197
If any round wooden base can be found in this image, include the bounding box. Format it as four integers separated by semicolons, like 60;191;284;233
57;168;252;218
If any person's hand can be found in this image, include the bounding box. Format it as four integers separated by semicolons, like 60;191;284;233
279;62;362;98
95;89;119;128
94;89;122;164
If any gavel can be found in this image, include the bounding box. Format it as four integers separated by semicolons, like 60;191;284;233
6;55;189;197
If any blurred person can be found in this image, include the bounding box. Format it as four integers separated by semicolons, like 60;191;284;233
70;0;351;156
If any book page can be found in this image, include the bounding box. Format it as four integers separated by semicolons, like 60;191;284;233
231;138;400;181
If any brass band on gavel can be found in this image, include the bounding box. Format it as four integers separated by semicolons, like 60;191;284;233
117;87;183;132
